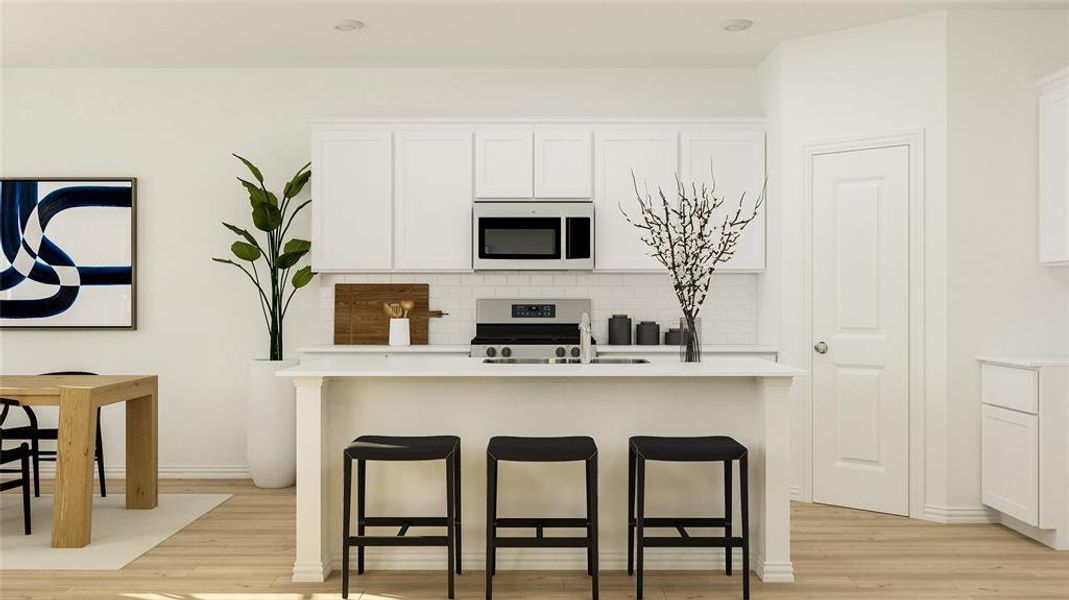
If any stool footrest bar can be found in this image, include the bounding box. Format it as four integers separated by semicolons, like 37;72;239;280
631;517;728;528
362;517;449;527
348;535;449;547
641;536;744;548
493;537;592;548
495;517;588;528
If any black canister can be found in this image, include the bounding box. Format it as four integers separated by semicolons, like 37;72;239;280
607;314;632;345
664;328;682;346
636;321;660;345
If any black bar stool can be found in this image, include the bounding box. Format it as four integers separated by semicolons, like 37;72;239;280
628;435;750;600
486;436;599;600
342;435;462;599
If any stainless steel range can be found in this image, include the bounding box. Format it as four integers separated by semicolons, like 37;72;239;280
470;298;595;359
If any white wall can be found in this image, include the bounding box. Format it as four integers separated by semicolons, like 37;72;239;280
945;9;1069;507
0;67;761;475
759;12;951;510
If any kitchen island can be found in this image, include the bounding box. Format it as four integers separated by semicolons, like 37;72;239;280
278;355;803;584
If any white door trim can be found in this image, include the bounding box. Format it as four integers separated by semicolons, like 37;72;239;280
800;129;926;519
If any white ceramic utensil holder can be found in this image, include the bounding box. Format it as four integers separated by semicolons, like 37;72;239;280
389;318;411;346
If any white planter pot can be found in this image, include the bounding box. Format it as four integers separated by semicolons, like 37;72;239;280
247;358;299;488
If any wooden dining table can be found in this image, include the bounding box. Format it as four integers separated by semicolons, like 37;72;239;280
0;374;157;548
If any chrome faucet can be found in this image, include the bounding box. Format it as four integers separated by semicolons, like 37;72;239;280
579;312;593;364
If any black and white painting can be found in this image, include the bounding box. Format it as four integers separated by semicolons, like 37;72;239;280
0;178;136;328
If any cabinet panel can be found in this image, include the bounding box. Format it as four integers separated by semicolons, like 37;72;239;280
475;130;533;198
394;131;473;270
680;128;766;271
311;130;393;271
981;364;1039;414
981;404;1039;526
594;130;679;271
535;130;592;198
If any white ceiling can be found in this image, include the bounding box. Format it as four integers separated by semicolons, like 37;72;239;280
1;0;1065;68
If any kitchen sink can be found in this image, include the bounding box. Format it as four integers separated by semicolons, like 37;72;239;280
481;357;649;365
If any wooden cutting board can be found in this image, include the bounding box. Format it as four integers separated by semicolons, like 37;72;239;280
333;283;444;345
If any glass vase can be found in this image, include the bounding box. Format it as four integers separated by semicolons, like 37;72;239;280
680;316;702;363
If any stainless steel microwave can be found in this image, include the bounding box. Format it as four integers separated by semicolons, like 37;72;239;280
472;202;594;271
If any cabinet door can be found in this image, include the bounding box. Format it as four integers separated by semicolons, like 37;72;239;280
311;130;393;271
680;128;766;271
535;130;592;198
394;131;473;270
981;404;1039;525
594;130;679;271
475;130;532;198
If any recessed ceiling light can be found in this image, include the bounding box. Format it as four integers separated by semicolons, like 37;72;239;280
720;19;754;32
334;19;365;32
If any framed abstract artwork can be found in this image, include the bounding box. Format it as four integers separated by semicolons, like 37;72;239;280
0;178;137;329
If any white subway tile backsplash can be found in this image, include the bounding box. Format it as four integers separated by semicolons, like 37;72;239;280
319;271;759;346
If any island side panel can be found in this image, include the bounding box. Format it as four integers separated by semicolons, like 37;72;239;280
756;376;795;582
293;376;331;582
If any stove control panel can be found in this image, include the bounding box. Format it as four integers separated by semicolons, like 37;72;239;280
511;303;556;319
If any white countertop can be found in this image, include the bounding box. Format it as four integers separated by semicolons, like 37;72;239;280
299;344;777;355
278;355;804;378
976;356;1069;368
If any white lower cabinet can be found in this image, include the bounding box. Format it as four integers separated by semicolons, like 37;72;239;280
981;404;1039;525
394;131;474;270
979;359;1069;549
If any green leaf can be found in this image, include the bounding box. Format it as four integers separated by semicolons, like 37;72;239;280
266;191;279;207
252;202;282;232
231;241;261;261
233;153;263;183
283;170;311;199
291;265;314;288
276;249;307;269
239;178;268;206
222;222;258;246
283;238;311;254
212;257;236;265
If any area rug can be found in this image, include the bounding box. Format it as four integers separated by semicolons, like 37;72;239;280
0;493;230;570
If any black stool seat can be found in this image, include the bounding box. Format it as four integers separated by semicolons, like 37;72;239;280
346;435;459;461
488;435;597;462
630;435;746;462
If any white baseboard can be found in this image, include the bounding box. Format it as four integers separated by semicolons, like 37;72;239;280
920;504;999;524
328;548;792;580
35;464;250;479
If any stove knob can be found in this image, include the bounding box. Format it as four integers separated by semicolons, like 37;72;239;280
485;347;497;358
501;347;512;358
555;347;567;358
570;347;581;358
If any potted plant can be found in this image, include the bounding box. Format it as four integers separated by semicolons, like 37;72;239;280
213;154;315;487
621;171;763;362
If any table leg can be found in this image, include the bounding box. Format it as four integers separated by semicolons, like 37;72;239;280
126;380;158;509
51;387;98;548
293;376;330;582
755;376;795;582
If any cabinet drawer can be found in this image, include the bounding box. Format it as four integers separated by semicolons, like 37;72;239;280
981;364;1039;414
981;404;1039;526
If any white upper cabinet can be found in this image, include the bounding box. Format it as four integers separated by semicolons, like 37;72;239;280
680;127;766;271
535;130;593;198
394;131;474;270
475;130;533;198
310;129;393;271
594;129;679;271
1039;67;1069;266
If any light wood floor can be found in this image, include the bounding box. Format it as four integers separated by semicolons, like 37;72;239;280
2;479;1067;599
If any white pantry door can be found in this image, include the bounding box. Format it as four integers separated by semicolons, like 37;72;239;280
811;145;910;516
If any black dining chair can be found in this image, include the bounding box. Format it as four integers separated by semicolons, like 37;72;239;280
0;398;33;534
0;371;107;497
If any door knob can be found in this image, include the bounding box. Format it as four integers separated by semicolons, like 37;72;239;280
814;341;828;354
